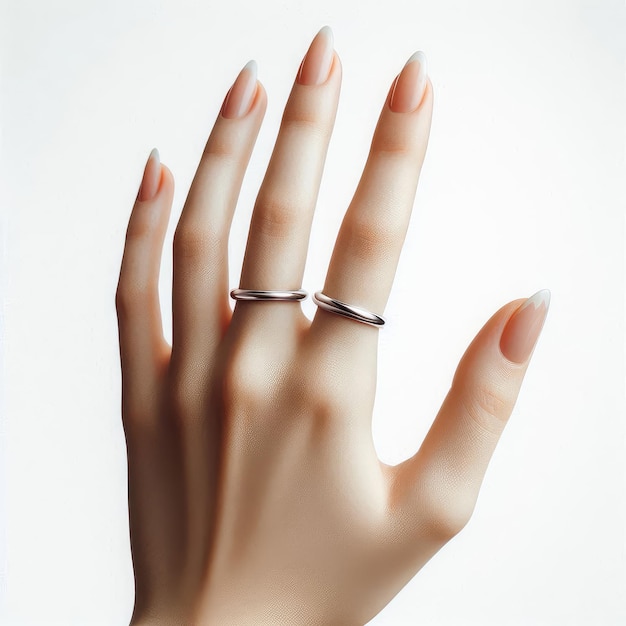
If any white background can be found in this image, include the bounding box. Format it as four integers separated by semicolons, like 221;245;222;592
1;0;625;624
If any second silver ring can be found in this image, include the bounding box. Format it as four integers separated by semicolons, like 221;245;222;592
312;291;386;327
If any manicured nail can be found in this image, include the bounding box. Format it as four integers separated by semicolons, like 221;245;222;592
500;289;551;364
138;148;161;202
221;60;258;119
389;50;428;113
297;26;334;86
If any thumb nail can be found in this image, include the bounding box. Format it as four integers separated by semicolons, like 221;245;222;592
499;289;551;364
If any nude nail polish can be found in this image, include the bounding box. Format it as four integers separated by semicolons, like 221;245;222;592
389;50;428;113
138;148;161;202
500;289;551;364
221;60;258;119
297;26;334;86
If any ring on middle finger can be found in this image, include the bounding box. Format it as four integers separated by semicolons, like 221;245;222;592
230;289;308;302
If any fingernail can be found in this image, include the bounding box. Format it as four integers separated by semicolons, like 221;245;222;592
500;289;551;364
221;60;258;119
389;50;428;113
138;148;161;202
297;26;334;86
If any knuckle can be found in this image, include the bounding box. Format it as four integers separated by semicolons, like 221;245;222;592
428;502;473;542
124;199;165;241
371;127;413;157
295;360;364;426
344;215;404;263
173;221;222;262
296;375;341;420
120;396;146;426
460;378;512;437
124;216;152;242
220;349;274;417
121;399;157;439
281;107;328;138
202;134;237;161
114;284;128;315
252;195;302;240
420;485;475;542
115;281;155;317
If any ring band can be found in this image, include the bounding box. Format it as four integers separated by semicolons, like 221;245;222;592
312;291;385;327
230;288;308;301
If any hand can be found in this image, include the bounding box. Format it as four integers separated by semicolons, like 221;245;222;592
115;26;550;625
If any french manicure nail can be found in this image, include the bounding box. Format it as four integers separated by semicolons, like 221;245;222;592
138;148;161;202
297;26;334;86
500;289;551;364
221;60;258;119
389;50;428;113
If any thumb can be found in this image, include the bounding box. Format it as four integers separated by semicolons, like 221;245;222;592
389;289;551;544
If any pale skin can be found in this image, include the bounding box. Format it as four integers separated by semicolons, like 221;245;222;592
116;27;550;626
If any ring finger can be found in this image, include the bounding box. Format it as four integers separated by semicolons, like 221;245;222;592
311;52;433;346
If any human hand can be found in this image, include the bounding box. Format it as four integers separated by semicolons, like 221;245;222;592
115;26;550;625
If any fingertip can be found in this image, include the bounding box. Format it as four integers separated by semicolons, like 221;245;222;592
330;50;342;80
253;79;268;114
138;148;161;202
297;26;335;86
153;163;175;229
500;290;551;364
127;159;173;240
424;75;434;102
452;297;528;387
159;162;175;194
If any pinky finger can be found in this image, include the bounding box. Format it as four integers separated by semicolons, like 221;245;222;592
115;149;173;431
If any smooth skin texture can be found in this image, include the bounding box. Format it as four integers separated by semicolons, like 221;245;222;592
116;27;550;626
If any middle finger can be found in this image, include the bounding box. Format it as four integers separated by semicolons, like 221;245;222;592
234;27;341;330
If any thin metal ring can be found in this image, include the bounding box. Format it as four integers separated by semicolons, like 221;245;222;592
312;291;385;327
230;288;308;301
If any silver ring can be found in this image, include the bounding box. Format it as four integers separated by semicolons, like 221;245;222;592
312;291;385;327
230;288;308;301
